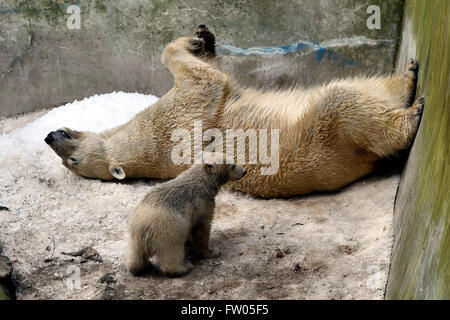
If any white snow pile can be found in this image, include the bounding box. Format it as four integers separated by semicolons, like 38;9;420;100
0;91;158;158
0;91;158;180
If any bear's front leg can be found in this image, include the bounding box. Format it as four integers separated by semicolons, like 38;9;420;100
161;34;229;97
166;24;216;58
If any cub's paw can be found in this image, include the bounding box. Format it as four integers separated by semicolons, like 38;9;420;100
128;263;155;277
408;58;419;72
195;24;216;56
203;248;221;259
164;261;194;278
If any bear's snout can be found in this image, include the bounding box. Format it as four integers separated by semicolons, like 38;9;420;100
45;130;71;145
44;132;55;145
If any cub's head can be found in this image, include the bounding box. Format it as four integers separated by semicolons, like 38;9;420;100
204;163;247;184
44;127;125;180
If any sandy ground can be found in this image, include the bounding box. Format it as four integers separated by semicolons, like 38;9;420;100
0;109;398;300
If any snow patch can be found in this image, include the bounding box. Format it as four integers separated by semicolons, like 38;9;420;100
0;91;158;158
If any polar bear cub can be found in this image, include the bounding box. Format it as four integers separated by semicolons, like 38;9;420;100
128;156;246;277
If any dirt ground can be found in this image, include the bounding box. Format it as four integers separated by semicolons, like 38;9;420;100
0;109;398;300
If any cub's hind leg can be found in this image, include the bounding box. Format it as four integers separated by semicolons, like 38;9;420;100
128;238;152;276
157;240;193;277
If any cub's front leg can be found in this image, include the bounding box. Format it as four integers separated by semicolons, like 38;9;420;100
191;216;221;259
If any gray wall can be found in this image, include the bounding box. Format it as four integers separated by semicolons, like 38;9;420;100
1;0;404;116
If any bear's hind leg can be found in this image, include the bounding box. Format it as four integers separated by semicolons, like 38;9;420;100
390;96;425;150
402;96;424;135
351;97;425;157
383;58;419;108
405;58;419;106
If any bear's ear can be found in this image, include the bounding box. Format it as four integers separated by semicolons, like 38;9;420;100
108;164;126;180
204;163;214;173
67;157;79;166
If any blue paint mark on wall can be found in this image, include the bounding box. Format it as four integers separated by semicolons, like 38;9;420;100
315;47;326;62
217;39;364;67
218;40;318;56
0;6;24;14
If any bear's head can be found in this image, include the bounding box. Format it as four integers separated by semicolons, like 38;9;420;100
44;127;125;180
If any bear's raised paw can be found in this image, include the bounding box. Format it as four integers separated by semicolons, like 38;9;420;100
188;37;205;55
194;24;216;56
413;96;425;116
408;58;419;72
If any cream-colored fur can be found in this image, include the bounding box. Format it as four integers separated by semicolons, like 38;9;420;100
128;161;246;276
45;28;423;198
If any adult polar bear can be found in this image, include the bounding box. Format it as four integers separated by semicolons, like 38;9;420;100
45;26;423;198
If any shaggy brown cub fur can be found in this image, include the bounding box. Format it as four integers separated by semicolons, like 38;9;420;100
128;161;246;276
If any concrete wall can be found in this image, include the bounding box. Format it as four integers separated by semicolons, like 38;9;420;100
0;0;404;116
386;0;449;299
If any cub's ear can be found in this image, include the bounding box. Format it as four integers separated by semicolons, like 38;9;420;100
108;164;126;180
204;163;214;172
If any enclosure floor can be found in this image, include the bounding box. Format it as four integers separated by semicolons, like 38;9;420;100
0;110;397;300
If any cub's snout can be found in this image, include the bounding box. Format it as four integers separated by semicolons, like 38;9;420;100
229;164;247;181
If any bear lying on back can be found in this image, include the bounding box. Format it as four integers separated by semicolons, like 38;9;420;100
45;25;424;198
128;159;247;277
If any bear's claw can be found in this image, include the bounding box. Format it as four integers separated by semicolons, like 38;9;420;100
414;97;425;116
408;58;419;72
188;37;205;55
194;24;216;56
